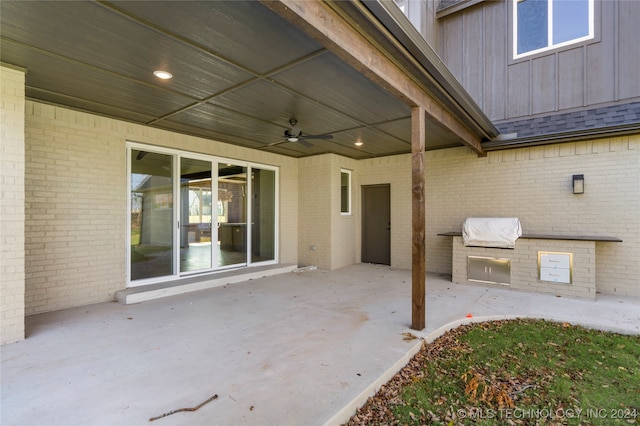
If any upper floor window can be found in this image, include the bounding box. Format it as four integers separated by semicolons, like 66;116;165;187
395;0;407;14
514;0;594;59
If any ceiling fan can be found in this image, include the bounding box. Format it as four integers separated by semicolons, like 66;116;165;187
271;119;333;147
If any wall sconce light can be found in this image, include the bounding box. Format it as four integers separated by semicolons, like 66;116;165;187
572;174;584;194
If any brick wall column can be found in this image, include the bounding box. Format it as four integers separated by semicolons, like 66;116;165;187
1;65;26;344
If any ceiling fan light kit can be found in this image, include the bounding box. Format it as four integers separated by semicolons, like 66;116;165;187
285;119;302;142
279;119;333;148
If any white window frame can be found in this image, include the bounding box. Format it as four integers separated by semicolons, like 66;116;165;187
513;0;594;60
126;142;279;287
395;0;407;14
340;169;352;216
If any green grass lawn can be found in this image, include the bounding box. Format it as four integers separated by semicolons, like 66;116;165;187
348;319;640;425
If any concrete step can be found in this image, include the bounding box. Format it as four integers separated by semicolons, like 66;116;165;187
116;264;298;304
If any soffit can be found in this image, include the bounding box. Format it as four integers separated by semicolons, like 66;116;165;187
1;0;484;159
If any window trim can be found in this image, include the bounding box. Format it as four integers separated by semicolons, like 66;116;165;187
340;169;352;216
513;0;595;60
126;141;279;287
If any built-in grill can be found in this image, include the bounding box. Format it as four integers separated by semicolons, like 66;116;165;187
438;218;621;297
462;217;522;249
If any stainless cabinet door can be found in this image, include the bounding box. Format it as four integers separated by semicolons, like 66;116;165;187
467;256;511;285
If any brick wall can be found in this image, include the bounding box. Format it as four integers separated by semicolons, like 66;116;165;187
297;153;411;271
278;156;299;266
24;101;299;315
358;154;412;269
297;153;412;270
298;155;332;269
452;237;597;299
16;99;640;321
25;103;125;314
331;155;358;270
426;137;640;297
1;66;26;344
297;154;360;271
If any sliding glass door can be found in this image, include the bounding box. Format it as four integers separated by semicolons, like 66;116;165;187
251;167;276;263
128;144;278;285
217;163;247;268
130;149;175;281
180;158;213;273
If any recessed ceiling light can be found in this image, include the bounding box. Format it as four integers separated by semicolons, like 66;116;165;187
153;70;173;80
354;141;364;146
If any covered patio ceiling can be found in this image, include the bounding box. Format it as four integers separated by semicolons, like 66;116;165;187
1;0;497;159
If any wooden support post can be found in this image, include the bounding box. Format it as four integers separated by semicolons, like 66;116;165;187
411;106;426;330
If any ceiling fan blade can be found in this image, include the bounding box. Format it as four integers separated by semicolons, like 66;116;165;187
276;120;331;148
266;139;286;147
302;134;333;140
264;139;311;148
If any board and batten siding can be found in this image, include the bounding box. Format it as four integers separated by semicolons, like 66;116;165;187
437;0;640;122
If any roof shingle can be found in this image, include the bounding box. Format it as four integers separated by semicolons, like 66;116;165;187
495;102;640;139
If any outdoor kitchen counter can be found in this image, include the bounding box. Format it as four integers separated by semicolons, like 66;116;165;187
437;232;622;242
438;233;622;299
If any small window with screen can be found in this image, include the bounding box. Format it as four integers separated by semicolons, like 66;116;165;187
340;169;351;215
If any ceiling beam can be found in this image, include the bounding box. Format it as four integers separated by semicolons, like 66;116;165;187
261;0;485;155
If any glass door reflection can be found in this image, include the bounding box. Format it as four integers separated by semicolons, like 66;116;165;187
251;167;276;263
217;163;247;267
180;158;213;273
130;149;174;280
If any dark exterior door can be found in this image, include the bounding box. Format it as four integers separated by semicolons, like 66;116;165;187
362;184;391;265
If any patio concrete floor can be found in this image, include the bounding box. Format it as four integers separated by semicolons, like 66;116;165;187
2;264;639;426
